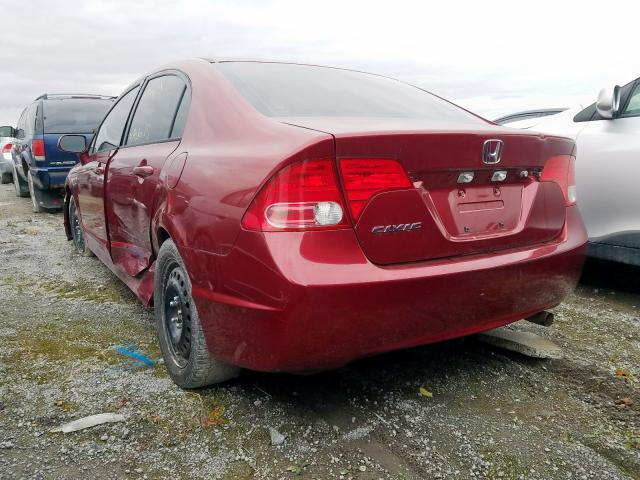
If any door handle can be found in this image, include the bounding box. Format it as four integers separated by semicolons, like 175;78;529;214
133;165;154;178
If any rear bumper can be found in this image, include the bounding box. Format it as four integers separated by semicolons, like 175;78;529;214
30;166;71;190
183;206;587;372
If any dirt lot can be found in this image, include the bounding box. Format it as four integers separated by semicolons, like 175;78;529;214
0;182;638;480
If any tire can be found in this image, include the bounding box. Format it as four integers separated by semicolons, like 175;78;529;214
27;170;44;213
12;165;29;198
0;170;11;184
68;197;94;257
154;239;240;388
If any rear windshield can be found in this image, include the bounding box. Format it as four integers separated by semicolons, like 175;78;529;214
43;98;114;134
216;62;483;123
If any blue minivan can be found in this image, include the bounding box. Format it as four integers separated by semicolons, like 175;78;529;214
6;94;114;212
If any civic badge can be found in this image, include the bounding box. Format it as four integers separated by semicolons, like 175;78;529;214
482;139;503;164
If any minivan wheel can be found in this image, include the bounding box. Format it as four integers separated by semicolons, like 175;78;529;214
154;239;240;388
68;197;93;257
0;170;11;184
27;170;44;213
12;165;29;198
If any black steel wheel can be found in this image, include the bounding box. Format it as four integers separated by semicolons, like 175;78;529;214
68;197;93;256
154;239;240;388
163;264;193;367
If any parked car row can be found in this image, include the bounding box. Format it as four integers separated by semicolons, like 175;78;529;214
496;75;640;266
0;59;632;389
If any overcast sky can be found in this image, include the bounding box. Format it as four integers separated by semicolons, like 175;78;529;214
1;0;637;126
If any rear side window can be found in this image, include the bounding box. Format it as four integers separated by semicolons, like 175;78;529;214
93;87;140;153
43;99;113;134
170;89;190;138
216;62;483;123
126;75;187;146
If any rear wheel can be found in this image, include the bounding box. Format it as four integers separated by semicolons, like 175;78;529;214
27;170;44;213
0;169;11;184
12;165;29;198
68;197;93;257
154;239;240;388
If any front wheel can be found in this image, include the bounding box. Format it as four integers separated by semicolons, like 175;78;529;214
68;197;93;257
154;239;240;388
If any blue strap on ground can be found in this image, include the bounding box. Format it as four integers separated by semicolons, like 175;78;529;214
114;344;156;367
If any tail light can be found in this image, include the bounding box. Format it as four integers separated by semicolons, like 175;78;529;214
339;158;412;220
31;139;45;161
242;159;349;231
2;143;12;159
541;155;576;206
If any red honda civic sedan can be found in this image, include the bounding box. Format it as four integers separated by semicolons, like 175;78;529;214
60;59;587;388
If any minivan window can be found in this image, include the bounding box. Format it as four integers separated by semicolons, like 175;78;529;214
93;87;140;153
126;75;186;145
216;62;483;123
43;99;113;134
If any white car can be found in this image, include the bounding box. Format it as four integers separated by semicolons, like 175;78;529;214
0;126;15;184
499;78;640;266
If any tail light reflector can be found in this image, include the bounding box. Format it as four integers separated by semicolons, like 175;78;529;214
242;159;349;231
31;139;45;161
339;158;412;220
541;155;576;206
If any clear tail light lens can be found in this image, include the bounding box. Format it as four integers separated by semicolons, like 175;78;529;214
541;155;576;206
242;159;349;231
339;158;412;220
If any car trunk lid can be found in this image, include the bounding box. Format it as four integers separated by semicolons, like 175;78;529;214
278;117;574;265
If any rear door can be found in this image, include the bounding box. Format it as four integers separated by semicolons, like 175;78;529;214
105;73;189;276
76;86;141;248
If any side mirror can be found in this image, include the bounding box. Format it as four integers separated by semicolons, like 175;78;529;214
58;134;87;154
596;85;621;119
0;126;16;138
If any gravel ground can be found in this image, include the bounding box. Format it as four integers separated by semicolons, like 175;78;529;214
0;182;638;480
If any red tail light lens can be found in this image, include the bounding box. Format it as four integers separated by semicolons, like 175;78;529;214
242;159;349;231
2;143;12;154
541;155;576;206
31;139;45;161
339;158;412;220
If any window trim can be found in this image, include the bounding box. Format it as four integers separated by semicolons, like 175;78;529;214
121;69;191;149
618;80;640;119
90;83;142;154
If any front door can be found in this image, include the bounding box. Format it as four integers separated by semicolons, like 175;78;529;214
105;73;189;276
575;80;640;241
75;86;141;250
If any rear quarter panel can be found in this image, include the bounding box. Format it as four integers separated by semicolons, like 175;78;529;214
152;60;334;259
